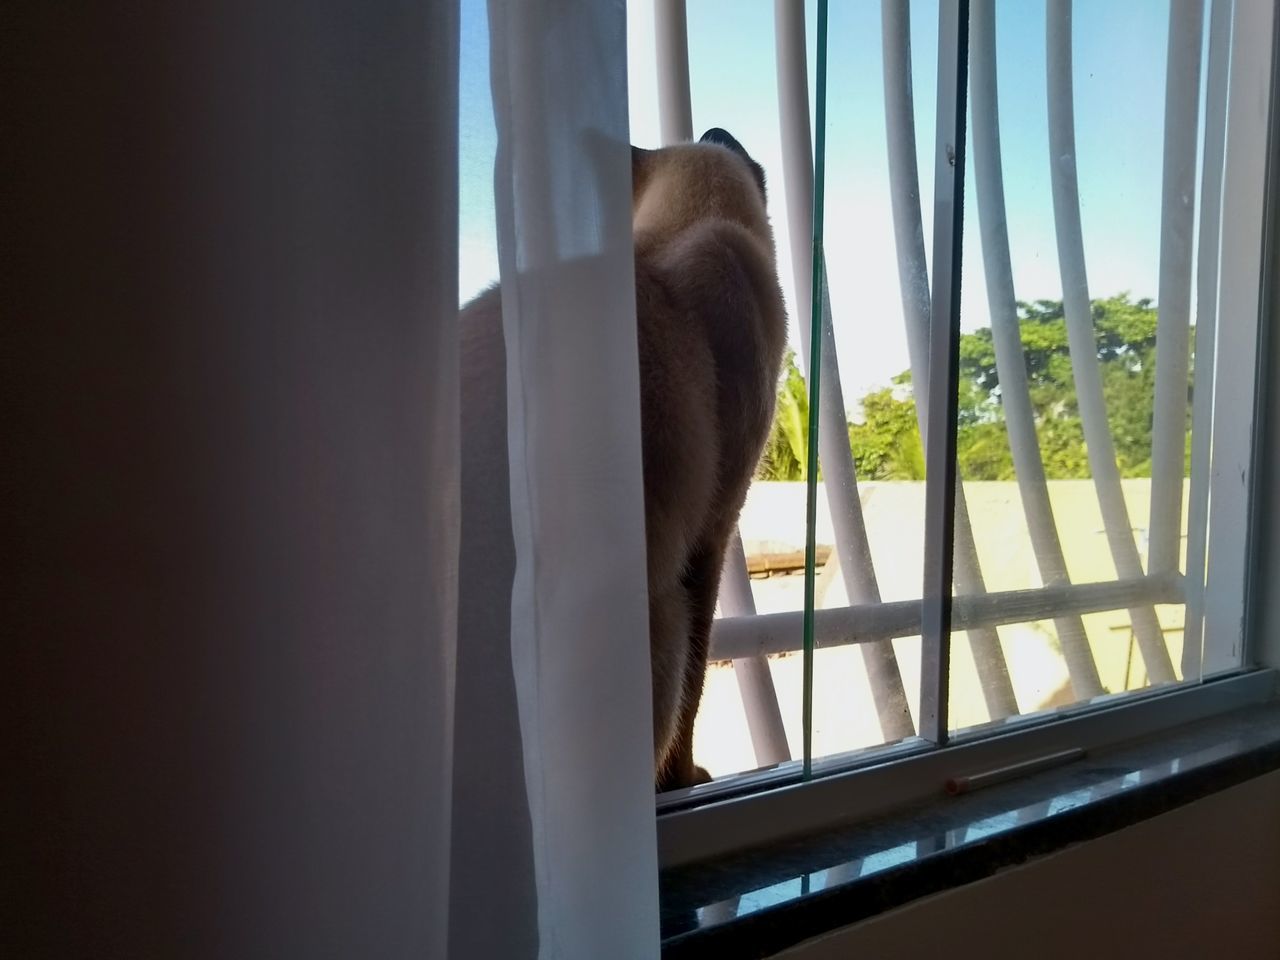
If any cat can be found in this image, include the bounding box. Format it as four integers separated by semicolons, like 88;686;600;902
460;128;787;791
632;129;787;790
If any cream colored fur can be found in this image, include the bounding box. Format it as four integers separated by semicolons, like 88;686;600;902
461;134;786;789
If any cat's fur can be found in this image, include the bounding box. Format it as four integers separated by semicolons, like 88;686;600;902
633;130;787;789
461;130;786;790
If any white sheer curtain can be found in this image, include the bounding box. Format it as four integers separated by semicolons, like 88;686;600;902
13;1;655;957
449;1;661;957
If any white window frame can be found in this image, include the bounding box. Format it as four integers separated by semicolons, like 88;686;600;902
653;0;1280;870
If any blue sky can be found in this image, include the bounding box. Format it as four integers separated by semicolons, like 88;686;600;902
460;1;1190;406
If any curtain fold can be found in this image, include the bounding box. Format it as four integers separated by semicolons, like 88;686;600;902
11;2;461;956
12;0;654;954
475;1;662;957
451;228;538;958
426;2;463;956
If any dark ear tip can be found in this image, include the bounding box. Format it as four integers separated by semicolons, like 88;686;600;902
699;127;737;147
698;128;765;198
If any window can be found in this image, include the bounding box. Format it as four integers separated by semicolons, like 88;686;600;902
458;0;1278;870
631;0;1278;867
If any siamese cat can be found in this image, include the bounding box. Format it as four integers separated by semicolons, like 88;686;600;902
633;129;787;789
461;129;786;791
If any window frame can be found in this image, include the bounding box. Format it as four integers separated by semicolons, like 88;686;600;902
656;0;1280;872
659;669;1278;868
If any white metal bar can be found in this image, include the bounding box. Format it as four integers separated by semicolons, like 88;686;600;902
774;0;915;741
710;573;1185;661
697;897;741;926
655;0;694;145
881;0;1018;724
720;535;791;764
969;0;1103;698
920;0;972;745
1203;0;1275;675
1046;0;1178;684
652;0;792;767
1184;0;1234;680
1149;0;1206;575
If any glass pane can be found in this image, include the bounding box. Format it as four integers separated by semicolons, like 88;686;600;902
945;0;1253;736
632;2;811;785
798;0;935;763
633;0;935;786
633;0;1268;789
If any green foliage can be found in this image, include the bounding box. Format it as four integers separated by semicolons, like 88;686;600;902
955;421;1015;480
756;349;810;481
848;387;925;481
757;294;1189;482
951;294;1180;479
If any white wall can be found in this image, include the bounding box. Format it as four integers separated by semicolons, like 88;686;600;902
779;770;1280;959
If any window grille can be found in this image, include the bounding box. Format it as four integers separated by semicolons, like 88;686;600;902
647;0;1274;809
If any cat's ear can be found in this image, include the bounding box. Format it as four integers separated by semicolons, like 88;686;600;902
699;127;742;150
699;128;766;200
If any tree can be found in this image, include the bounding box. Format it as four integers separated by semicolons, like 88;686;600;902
757;356;925;482
950;294;1180;479
756;294;1187;483
848;385;924;481
756;349;810;481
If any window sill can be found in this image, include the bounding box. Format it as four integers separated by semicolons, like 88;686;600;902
660;698;1280;959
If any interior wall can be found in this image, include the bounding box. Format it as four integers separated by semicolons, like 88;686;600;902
778;769;1280;959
